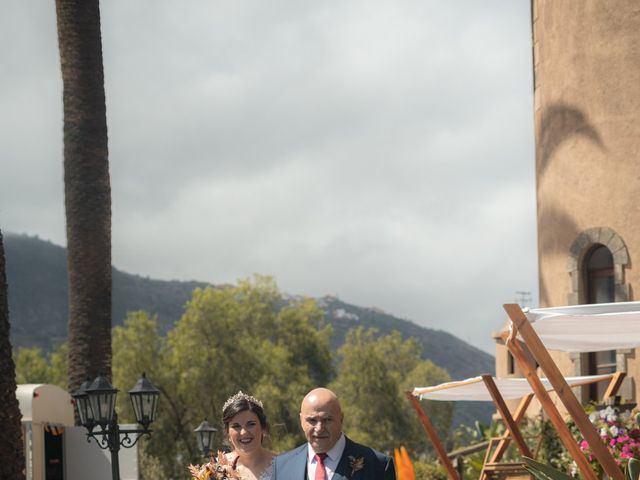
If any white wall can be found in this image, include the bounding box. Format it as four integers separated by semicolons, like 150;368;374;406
64;426;138;480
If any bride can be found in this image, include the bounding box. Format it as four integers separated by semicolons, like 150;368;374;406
222;391;274;480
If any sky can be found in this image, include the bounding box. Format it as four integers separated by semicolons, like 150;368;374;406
0;1;537;354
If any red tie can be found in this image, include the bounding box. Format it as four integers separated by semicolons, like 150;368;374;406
315;453;328;480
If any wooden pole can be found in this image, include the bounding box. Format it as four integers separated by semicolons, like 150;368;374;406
405;391;459;480
482;375;532;458
504;304;623;480
487;369;617;467
504;330;598;480
488;393;534;464
603;371;626;401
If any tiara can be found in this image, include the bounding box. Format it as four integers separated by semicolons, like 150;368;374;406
222;391;264;412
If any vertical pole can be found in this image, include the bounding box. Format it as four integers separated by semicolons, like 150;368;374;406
504;304;624;480
454;455;464;480
25;422;33;480
109;414;121;480
405;392;459;480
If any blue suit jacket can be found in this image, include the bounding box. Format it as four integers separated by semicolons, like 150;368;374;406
273;436;396;480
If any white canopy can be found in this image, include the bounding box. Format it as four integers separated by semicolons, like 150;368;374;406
521;301;640;352
412;373;615;402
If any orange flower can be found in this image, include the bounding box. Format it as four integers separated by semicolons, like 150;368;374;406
393;446;415;480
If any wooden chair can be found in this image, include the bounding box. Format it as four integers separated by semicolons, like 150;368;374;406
480;462;530;480
479;434;542;480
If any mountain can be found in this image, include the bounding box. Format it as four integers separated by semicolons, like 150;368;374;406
3;232;495;426
318;296;494;381
3;233;207;349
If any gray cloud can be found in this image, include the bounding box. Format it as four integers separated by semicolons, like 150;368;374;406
1;0;537;354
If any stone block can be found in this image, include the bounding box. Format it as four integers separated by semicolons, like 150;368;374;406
569;235;589;257
619;377;634;403
615;283;630;302
598;227;615;246
570;270;579;291
607;234;625;254
614;263;624;284
613;246;629;264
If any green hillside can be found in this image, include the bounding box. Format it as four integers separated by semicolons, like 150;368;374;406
4;232;495;426
319;296;494;380
4;233;206;349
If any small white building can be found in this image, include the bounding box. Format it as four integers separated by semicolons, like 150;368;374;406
17;384;74;480
17;384;138;480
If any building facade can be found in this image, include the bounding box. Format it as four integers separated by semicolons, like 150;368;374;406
495;0;640;411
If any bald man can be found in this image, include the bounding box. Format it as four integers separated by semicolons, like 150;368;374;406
273;388;396;480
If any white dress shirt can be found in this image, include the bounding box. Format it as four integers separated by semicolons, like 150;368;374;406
306;433;346;480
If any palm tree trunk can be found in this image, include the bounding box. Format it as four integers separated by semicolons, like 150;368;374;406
55;0;112;398
0;230;26;479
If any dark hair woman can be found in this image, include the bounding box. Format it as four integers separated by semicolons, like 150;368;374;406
221;391;274;480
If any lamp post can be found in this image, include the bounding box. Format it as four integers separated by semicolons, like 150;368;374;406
194;418;217;458
72;373;160;480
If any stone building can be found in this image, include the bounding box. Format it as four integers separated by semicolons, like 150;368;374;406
494;1;640;411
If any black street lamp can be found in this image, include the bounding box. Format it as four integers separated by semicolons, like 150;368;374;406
194;418;217;458
72;373;160;480
73;377;95;430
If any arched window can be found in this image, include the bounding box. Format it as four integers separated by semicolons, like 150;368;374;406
585;245;614;303
584;244;616;400
567;228;631;402
567;227;629;305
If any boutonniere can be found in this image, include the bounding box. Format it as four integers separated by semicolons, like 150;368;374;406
348;456;365;476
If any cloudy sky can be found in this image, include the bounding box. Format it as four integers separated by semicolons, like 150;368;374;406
1;1;536;354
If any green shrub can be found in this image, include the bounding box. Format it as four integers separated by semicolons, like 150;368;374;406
413;460;449;480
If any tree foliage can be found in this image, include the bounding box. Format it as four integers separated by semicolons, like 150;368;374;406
112;276;333;479
330;327;453;457
112;311;164;421
14;276;457;478
14;344;67;388
14;347;50;384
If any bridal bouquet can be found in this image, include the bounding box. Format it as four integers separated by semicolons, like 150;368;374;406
188;451;242;480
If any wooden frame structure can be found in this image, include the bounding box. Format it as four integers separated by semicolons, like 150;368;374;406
485;393;533;466
405;391;460;480
407;368;625;480
503;303;625;480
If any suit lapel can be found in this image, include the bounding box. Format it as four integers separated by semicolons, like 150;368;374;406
333;437;358;480
293;444;308;479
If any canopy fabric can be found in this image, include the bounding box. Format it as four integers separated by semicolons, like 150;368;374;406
520;301;640;352
412;373;615;402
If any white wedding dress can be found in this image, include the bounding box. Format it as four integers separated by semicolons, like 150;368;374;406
231;455;273;480
258;460;273;480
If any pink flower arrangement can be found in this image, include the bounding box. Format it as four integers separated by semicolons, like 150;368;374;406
578;406;640;469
